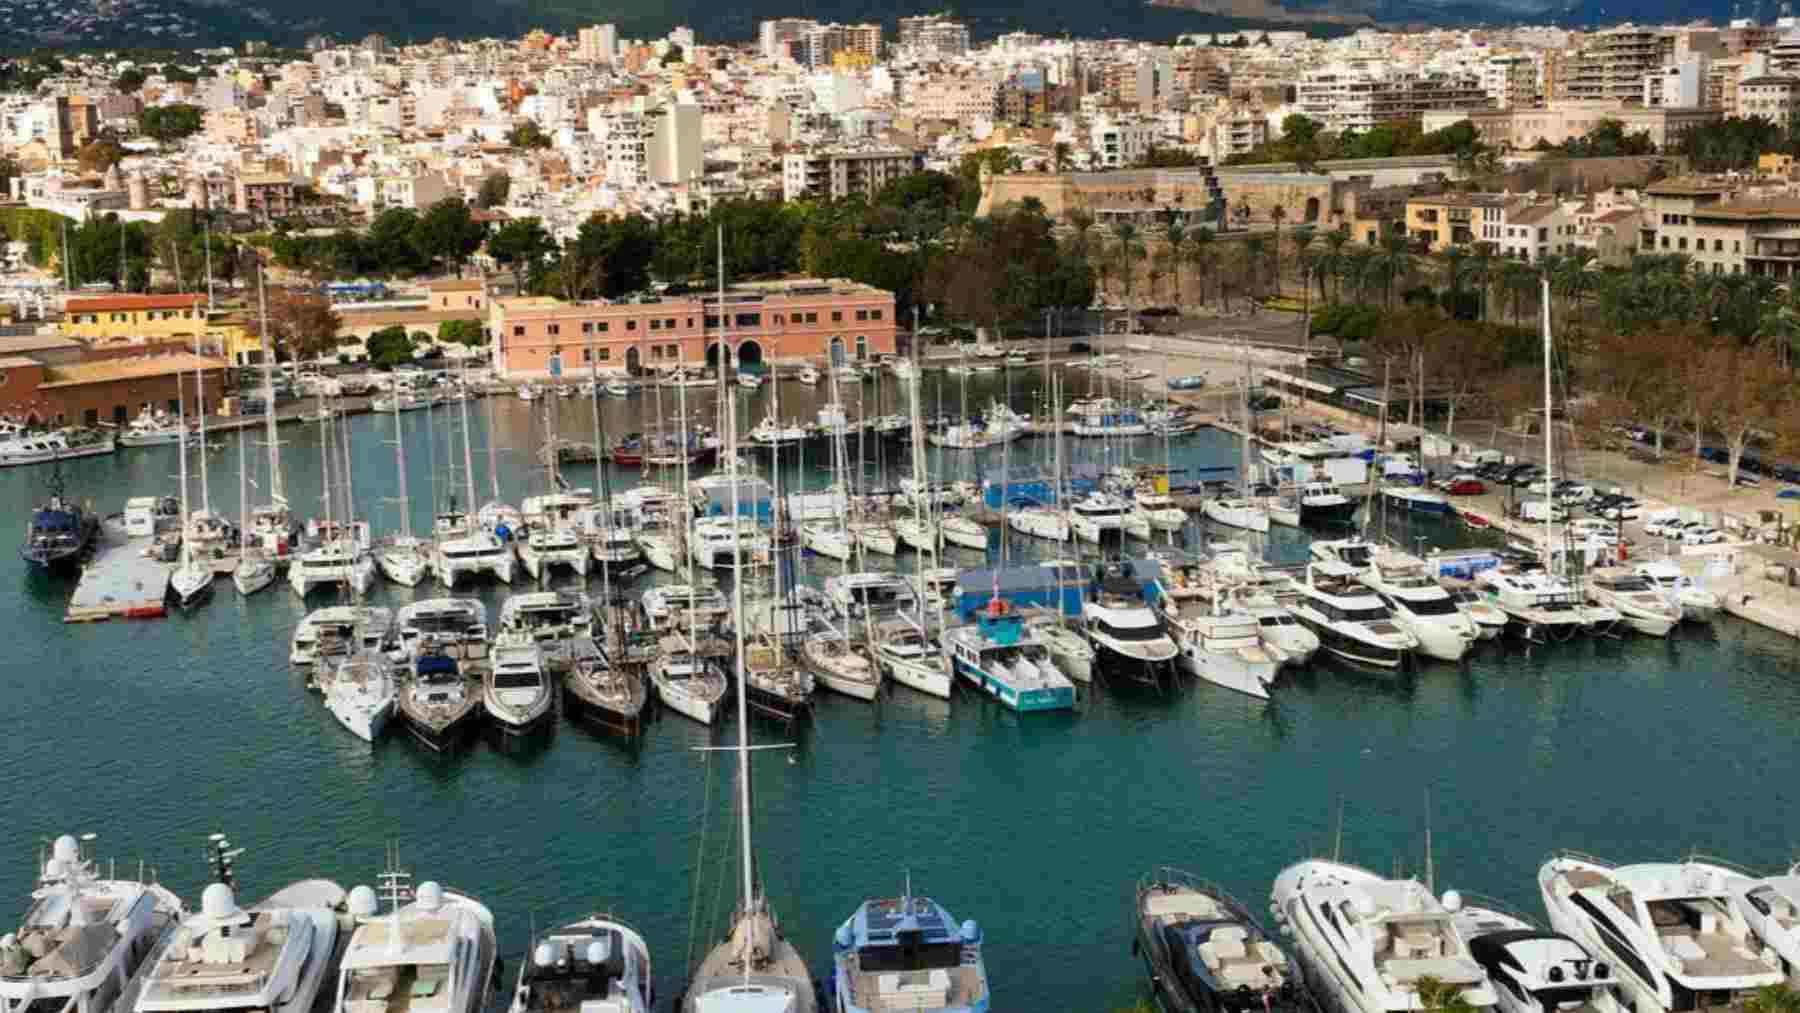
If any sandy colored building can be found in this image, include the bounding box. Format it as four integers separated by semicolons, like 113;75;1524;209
0;352;227;426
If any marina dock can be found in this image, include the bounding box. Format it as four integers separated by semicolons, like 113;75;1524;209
64;518;170;623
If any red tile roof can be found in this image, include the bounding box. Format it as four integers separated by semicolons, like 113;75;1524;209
65;294;206;313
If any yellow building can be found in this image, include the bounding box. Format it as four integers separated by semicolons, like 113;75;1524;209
1759;152;1796;176
62;294;254;362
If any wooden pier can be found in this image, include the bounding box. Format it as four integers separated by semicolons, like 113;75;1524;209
65;518;171;623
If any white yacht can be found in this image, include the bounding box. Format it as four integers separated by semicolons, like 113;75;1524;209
1445;588;1508;640
1070;491;1131;543
940;514;990;551
1132;492;1187;532
291;606;393;668
849;520;899;556
588;522;643;568
895;514;940;553
1023;609;1095;683
1202;545;1320;666
508;916;653;1013
1202;496;1270;533
1309;536;1376;573
1728;864;1800;982
1083;578;1178;671
289;537;376;598
484;634;554;735
640;584;729;631
1586;573;1681;637
393;599;488;663
319;650;397;742
131;878;342;1013
434;529;515;587
517;523;589;581
1448;892;1618;1013
1158;595;1281;699
498;591;595;663
1270;860;1497;1013
1361;558;1478;662
1474;566;1597;642
1286;562;1418;669
823;572;919;621
1008;503;1071;541
117;409;190;447
870;616;952;698
1298;481;1358;526
1633;560;1720;621
0;835;185;1013
1540;854;1781;1013
802;630;882;700
690;517;770;570
631;511;681;572
650;634;727;724
333;878;495;1013
799;519;853;561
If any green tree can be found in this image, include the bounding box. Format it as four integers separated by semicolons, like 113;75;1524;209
366;325;416;367
138;103;203;142
438;318;486;347
567;213;656;298
486;217;555;292
414;196;486;276
114;67;147;92
507;120;552;150
475;172;511;209
365;207;427;274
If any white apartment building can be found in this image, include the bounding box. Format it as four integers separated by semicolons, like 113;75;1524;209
1481;54;1541;108
906;75;998;121
1296;65;1490;132
645;103;702;185
1209;111;1267;159
1643;54;1708;107
588;109;648;186
577;24;616;64
896;15;970;58
782;147;920;201
1088;114;1154;168
1739;75;1800;121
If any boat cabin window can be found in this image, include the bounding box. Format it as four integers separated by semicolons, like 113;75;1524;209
857;933;962;973
494;665;542;689
1093;619;1168;642
1399;596;1459;616
1535;985;1600;1012
1338;545;1371;567
1320;603;1391;623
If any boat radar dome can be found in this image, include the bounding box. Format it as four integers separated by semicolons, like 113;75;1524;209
1440;890;1463;912
201;883;241;921
52;836;79;863
415;882;444;911
585;938;610;966
960;920;981;944
534;941;566;968
1351;893;1377;918
347;885;378;919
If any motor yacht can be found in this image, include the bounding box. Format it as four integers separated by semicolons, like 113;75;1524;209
1271;860;1496;1013
1286;562;1418;669
1133;492;1188;532
318;650;396;742
1309;536;1376;574
1360;558;1478;662
870;616;951;698
1727;863;1800;983
333;878;494;1013
508;916;653;1013
824;572;920;622
498;591;595;664
397;651;482;751
1008;503;1071;542
650;633;727;724
484;633;554;736
1586;573;1681;637
830;889;988;1013
1633;560;1720;621
1202;495;1270;533
130;877;342;1013
116;408;190;447
640;584;729;631
1135;869;1305;1013
943;600;1074;711
1539;854;1781;1013
393;598;488;663
1445;588;1508;640
1070;491;1131;543
290;606;393;668
1298;481;1358;526
1084;575;1178;674
0;834;185;1013
1474;566;1598;642
1158;594;1281;699
1446;892;1617;1013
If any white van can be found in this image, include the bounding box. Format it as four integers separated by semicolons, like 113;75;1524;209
1451;448;1506;471
1516;498;1568;523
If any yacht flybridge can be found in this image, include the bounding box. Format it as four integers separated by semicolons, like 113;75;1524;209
1539;854;1781;1013
0;834;185;1013
508;916;653;1013
131;874;344;1013
332;872;496;1013
1286;562;1418;669
830;886;989;1013
1271;860;1497;1013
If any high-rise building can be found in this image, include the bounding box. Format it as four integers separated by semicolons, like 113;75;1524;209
844;23;882;62
896;15;970;57
577;24;617;63
759;18;819;62
805;23;848;69
1562;25;1670;103
648;104;702;185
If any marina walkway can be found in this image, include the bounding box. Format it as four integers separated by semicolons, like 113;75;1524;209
65;518;170;622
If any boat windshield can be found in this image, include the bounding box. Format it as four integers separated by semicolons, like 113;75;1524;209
494;666;541;689
1259;614;1299;627
1336;545;1371;566
1399;596;1460;616
856;940;963;973
1094;619;1169;642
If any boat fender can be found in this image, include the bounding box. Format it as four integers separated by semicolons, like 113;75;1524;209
834;924;854;950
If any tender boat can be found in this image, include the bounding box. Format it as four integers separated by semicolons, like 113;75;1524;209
397;651;482;750
1539;854;1780;1013
484;633;554;735
942;600;1074;711
129;876;342;1013
319;650;397;742
0;834;185;1013
1134;869;1306;1013
508;915;653;1013
1285;562;1418;669
1271;860;1496;1013
831;888;988;1013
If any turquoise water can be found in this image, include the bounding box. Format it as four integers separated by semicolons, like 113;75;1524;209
5;374;1800;1012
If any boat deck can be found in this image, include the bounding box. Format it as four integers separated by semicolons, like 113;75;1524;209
64;518;171;623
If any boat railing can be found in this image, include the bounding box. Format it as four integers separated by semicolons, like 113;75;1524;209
1134;867;1265;932
1550;849;1618;870
1682;853;1773;880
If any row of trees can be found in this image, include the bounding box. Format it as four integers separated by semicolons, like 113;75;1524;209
267;197;488;277
1223;115;1494;168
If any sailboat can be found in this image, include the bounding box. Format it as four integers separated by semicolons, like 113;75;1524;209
169;373;214;609
232;426;274;595
246;272;296;565
1202;352;1271;532
894;375;940;552
375;394;429;586
289;401;375;597
681;383;818;1013
799;368;854;561
434;395;515;586
183;367;230;555
518;392;592;581
477;389;523;537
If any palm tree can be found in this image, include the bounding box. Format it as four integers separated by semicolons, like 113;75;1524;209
1244;235;1269;302
1184;229;1216;308
1442;244;1468;311
1068;208;1097;260
1345;246;1377;306
1270;205;1288;295
1288;229;1318;299
1499;260;1537;326
1113;221;1146;309
1322;225;1351;302
1162;222;1187;307
1053;141;1073;172
1548;248;1598;351
1376;233;1414;309
1469;242;1495;321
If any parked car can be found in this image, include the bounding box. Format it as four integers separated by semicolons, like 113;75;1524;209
1068;341;1092;354
1567;518;1623;545
1435;474;1486;496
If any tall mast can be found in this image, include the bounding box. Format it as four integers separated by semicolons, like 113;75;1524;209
1239;347;1252;495
196;366;211;516
1540;276;1555;569
255;268;283;507
177;374;192;570
458;390;479;525
390;393;411;541
237;407;249;553
486;381;502;501
680;370;695;655
726;328;757;942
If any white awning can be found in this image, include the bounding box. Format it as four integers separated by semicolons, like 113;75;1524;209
1344;391;1388;407
1262;368;1334;394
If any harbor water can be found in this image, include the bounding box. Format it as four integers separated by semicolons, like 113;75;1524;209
5;370;1800;1011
